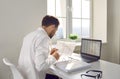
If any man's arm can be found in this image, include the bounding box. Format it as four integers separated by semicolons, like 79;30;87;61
34;46;57;72
34;38;59;72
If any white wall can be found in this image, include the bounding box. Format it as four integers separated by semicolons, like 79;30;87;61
92;0;120;64
107;0;120;63
0;0;47;79
93;0;107;43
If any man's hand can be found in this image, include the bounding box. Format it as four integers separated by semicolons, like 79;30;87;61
50;48;58;55
50;48;60;60
52;51;60;60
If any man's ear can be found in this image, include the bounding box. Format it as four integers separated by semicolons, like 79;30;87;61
42;26;46;29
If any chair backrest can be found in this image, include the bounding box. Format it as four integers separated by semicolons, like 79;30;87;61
3;58;24;79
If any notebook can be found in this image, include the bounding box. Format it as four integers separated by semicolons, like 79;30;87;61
54;60;91;73
80;38;102;63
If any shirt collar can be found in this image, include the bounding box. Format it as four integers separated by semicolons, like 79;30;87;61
37;27;50;39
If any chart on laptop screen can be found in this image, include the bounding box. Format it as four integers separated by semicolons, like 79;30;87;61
81;39;101;56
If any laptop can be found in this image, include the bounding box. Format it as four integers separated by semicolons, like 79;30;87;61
80;38;102;63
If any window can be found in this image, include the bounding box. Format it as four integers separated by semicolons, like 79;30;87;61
47;0;91;39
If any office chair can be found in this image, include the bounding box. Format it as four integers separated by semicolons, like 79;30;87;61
3;58;24;79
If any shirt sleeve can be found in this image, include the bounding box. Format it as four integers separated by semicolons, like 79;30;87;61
34;37;56;72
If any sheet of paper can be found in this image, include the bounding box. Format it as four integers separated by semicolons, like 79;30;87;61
56;41;76;57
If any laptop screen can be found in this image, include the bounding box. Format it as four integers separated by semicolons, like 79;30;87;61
80;38;102;57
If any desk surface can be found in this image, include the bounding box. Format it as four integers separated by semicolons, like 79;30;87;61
49;54;120;79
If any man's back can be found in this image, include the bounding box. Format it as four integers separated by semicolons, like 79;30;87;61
18;27;51;79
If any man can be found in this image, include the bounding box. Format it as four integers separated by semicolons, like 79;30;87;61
18;15;60;79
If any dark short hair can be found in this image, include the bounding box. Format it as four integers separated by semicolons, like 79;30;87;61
42;15;59;28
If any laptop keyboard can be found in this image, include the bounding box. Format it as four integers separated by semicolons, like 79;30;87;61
82;58;97;63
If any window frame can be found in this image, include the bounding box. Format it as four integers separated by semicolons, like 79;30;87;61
47;0;93;40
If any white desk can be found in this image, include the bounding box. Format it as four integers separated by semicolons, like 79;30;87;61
49;54;120;79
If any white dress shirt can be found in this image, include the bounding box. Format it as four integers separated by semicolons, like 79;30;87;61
18;27;56;79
